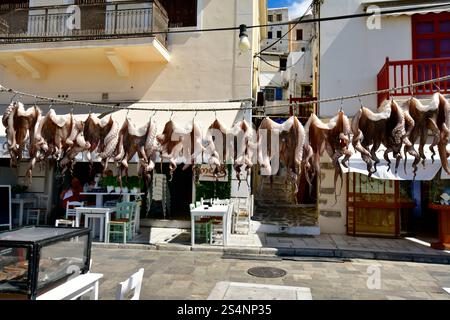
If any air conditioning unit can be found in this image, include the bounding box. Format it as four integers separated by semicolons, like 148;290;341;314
282;81;289;90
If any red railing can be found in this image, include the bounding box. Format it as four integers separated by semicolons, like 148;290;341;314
289;96;317;124
377;57;450;106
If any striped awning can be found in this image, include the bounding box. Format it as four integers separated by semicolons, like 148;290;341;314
363;1;450;16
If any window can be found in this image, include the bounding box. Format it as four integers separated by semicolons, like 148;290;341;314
277;14;282;22
161;0;198;28
277;30;282;38
301;85;312;97
268;31;272;39
296;29;303;41
263;88;275;101
280;57;287;71
413;12;450;58
268;15;273;22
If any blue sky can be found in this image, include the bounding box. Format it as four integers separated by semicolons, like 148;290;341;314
268;0;291;8
268;0;312;19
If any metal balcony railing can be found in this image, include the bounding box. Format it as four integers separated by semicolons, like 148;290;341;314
377;56;450;106
0;0;169;47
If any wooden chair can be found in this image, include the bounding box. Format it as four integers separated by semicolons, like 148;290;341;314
116;268;144;300
107;202;136;243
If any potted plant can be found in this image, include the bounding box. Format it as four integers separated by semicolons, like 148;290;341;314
101;176;117;193
127;176;142;194
11;185;28;198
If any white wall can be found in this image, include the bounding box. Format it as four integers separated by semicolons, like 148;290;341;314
261;8;289;53
319;0;412;117
0;0;258;104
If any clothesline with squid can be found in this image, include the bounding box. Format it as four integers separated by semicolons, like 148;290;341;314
1;75;450;204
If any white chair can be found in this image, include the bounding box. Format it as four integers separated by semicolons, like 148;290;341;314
116;268;144;300
26;194;50;225
66;201;84;220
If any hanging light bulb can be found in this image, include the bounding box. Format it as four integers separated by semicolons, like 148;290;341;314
239;24;251;53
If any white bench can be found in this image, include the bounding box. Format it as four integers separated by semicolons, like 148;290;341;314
36;273;103;300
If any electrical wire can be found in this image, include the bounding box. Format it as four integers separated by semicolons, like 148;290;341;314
0;2;449;40
254;2;314;57
1;75;449;112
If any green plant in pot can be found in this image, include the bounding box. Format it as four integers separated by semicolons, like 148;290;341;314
101;176;118;193
127;176;143;194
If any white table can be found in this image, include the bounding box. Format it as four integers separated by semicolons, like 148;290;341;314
36;273;103;300
191;205;230;247
11;198;35;227
75;207;113;243
80;192;144;232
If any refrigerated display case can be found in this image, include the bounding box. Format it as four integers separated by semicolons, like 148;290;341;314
0;226;91;299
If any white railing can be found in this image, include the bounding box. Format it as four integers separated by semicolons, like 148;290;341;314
105;8;152;34
28;13;72;37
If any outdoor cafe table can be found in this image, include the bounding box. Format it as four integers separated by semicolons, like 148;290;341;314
190;205;230;247
75;207;114;243
80;192;144;232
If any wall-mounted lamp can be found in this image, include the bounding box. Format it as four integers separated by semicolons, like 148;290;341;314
239;24;251;53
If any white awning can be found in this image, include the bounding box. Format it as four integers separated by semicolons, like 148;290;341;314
259;72;283;88
340;143;450;181
364;1;450;16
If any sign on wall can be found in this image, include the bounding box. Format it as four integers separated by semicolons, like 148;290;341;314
0;185;12;230
198;165;228;182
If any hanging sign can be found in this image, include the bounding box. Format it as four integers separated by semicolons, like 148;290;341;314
198;165;228;182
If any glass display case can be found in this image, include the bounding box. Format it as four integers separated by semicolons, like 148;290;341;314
0;226;91;300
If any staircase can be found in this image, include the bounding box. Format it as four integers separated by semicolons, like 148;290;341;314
252;172;319;234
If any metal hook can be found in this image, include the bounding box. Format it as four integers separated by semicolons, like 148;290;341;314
150;110;157;121
339;97;344;112
357;94;363;108
170;111;174;120
434;83;442;92
214;110;217;120
193;110;198;122
410;85;415;98
10;92;18;103
70;104;74;114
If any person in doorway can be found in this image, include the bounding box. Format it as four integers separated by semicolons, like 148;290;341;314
60;177;84;210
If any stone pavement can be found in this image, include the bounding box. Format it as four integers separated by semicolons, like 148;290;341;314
97;228;450;264
90;248;450;300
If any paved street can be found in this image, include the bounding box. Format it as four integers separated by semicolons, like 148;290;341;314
91;247;450;300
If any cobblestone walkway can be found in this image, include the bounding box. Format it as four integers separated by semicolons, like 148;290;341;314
90;248;450;300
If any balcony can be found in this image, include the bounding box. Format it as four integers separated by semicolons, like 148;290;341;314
377;57;450;106
0;0;170;78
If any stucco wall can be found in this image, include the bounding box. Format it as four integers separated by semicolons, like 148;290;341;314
319;0;412;117
1;0;260;104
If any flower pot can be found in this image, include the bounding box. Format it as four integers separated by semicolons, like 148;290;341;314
122;187;129;194
131;187;139;194
107;186;114;193
115;187;121;193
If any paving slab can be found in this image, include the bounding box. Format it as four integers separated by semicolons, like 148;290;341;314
207;282;312;300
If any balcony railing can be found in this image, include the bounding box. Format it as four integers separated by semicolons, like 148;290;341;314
0;0;169;47
377;57;450;106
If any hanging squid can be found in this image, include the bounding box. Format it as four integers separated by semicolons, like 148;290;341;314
230;119;257;187
351;100;412;177
2;102;41;168
303;111;352;202
157;120;187;180
205;119;229;180
27;109;73;181
401;93;450;176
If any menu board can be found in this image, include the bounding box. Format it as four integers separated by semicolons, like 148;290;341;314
0;185;11;229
